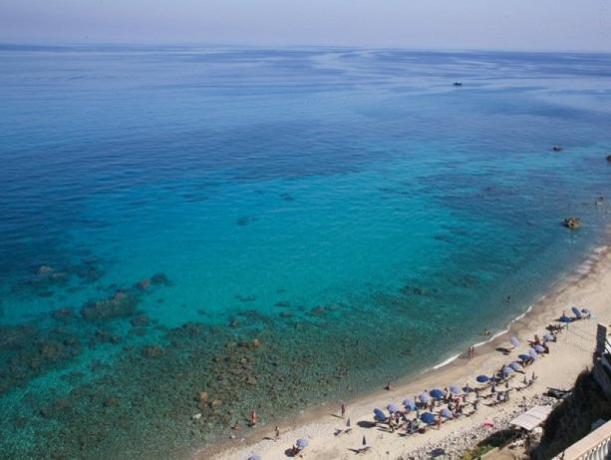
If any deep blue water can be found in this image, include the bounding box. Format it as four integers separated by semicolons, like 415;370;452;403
0;46;610;458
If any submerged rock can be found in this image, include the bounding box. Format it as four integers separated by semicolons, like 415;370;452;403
137;279;151;291
151;272;170;286
141;346;165;358
52;308;74;321
563;217;581;229
130;313;150;327
37;265;55;275
80;291;138;322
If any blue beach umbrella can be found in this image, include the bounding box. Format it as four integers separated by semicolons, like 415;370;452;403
543;334;554;343
510;336;520;348
509;362;523;371
248;456;262;460
403;399;416;411
534;344;546;353
387;403;400;413
430;389;444;399
441;408;453;419
529;348;538;360
559;315;572;323
571;307;582;319
373;408;386;422
420;412;436;425
449;385;462;395
476;375;489;383
518;354;531;362
296;438;309;449
502;366;514;378
419;392;431;403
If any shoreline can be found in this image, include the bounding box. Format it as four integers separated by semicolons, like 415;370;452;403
198;234;611;460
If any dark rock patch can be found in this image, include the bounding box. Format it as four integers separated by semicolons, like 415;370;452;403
81;291;139;322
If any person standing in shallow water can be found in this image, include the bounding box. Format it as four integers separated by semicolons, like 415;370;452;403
250;410;257;427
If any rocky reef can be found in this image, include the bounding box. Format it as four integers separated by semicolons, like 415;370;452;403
81;291;139;322
563;217;581;230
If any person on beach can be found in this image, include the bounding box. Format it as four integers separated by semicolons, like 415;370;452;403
250;410;257;427
362;435;367;446
346;418;351;428
385;382;393;391
436;414;442;430
274;426;280;441
340;402;346;418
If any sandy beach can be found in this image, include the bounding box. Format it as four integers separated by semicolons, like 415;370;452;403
200;239;611;460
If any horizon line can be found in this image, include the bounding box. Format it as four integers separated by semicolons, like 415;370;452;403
1;40;611;55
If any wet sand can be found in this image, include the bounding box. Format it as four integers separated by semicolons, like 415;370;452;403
199;240;611;460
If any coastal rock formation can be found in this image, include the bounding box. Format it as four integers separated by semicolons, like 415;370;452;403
563;217;581;230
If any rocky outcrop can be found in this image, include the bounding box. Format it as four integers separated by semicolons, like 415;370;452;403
563;217;581;229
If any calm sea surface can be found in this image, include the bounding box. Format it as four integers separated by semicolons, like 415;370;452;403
0;46;610;458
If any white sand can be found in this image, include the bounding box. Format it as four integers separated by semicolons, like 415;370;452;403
199;243;611;460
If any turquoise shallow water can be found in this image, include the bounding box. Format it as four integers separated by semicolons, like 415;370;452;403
0;46;610;458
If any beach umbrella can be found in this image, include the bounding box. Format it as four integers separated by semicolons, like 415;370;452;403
387;403;400;413
543;334;554;343
248;456;262;460
559;315;572;323
449;385;462;395
403;399;416;411
419;392;431;403
420;412;436;425
534;344;546;353
510;336;520;348
502;366;514;378
518;354;531;362
529;348;538;360
476;375;489;383
441;408;453;419
572;307;582;319
296;438;309;450
430;389;444;399
373;408;386;422
509;362;523;371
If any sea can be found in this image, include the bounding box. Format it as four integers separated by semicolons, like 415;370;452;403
0;45;610;458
